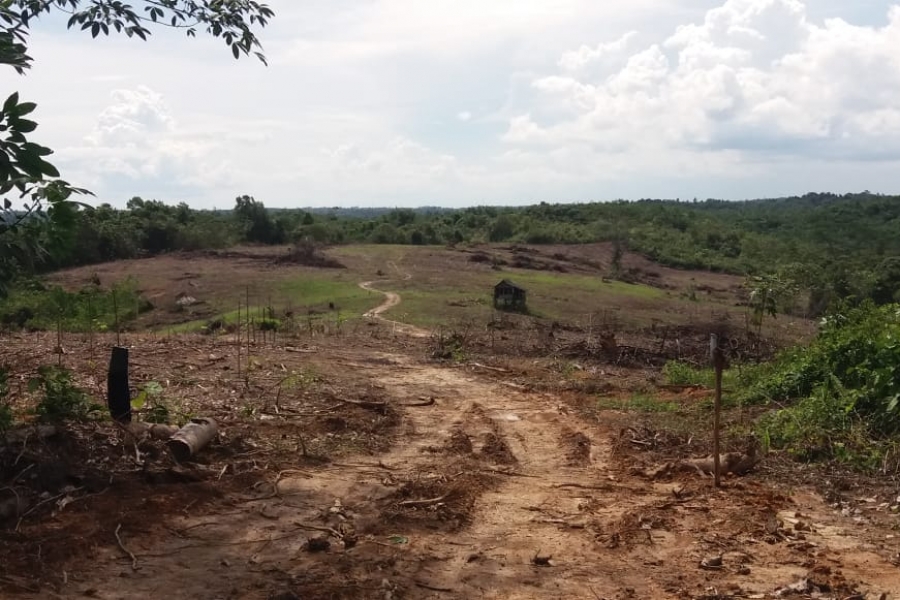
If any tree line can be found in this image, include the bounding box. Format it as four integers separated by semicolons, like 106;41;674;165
0;191;891;317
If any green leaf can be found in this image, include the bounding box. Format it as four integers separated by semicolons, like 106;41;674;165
144;381;163;397
3;92;19;113
14;119;38;133
131;391;147;410
15;102;36;116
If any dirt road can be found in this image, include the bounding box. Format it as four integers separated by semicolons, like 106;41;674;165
32;344;898;600
359;264;430;338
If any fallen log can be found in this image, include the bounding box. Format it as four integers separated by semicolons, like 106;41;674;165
167;417;219;461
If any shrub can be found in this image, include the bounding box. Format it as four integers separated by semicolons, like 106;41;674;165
0;277;147;332
29;365;95;423
750;302;900;469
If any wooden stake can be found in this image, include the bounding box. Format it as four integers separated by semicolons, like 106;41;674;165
56;314;62;366
711;334;725;488
246;286;251;358
87;292;95;365
237;301;242;378
112;289;121;346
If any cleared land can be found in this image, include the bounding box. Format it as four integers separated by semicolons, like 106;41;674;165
1;244;893;599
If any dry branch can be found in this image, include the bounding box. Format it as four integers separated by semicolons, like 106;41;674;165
398;495;448;507
341;398;387;412
114;523;139;571
399;396;435;407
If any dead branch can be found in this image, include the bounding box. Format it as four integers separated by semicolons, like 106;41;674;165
291;522;342;538
398;495;448;507
15;490;74;531
399;396;435;407
414;581;455;593
471;362;509;373
114;523;139;571
552;483;613;491
341;398;387;412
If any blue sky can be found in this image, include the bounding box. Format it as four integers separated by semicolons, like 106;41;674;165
6;0;900;208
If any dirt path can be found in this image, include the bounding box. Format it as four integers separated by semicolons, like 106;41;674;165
359;262;430;338
45;348;900;599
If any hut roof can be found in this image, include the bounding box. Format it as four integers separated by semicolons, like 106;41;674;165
494;279;525;291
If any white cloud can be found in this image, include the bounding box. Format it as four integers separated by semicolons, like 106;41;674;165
507;0;900;168
9;0;900;208
558;31;637;71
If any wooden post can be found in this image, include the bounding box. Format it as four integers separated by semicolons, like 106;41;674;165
112;289;121;346
710;334;725;488
237;301;242;378
246;286;251;359
107;346;131;424
56;314;63;366
167;417;218;461
87;292;95;365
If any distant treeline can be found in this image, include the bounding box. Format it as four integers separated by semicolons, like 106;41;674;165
21;191;900;314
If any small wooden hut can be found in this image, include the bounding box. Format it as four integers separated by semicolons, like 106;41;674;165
493;279;527;311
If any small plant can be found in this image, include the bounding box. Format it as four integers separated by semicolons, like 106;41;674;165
131;381;170;424
29;365;94;423
662;361;707;386
429;326;471;361
257;317;280;331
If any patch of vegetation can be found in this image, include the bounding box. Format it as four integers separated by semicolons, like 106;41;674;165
663;360;777;409
430;326;473;361
131;381;171;424
167;276;377;333
29;365;97;423
0;277;147;332
749;302;900;470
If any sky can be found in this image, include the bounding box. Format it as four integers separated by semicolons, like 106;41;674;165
5;0;900;209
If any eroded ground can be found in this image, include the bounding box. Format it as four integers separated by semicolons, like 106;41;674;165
2;319;900;600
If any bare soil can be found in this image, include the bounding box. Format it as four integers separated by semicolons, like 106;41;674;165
0;250;891;599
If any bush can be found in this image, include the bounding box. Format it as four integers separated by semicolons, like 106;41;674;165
750;302;900;469
662;361;709;386
0;277;146;332
29;365;95;423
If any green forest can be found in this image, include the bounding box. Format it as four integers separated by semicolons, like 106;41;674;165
4;191;899;316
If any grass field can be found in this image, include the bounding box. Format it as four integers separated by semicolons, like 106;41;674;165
19;242;811;343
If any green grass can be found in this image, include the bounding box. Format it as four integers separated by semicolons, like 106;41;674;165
0;278;147;332
165;276;380;333
387;288;492;328
375;267;667;328
498;270;665;300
